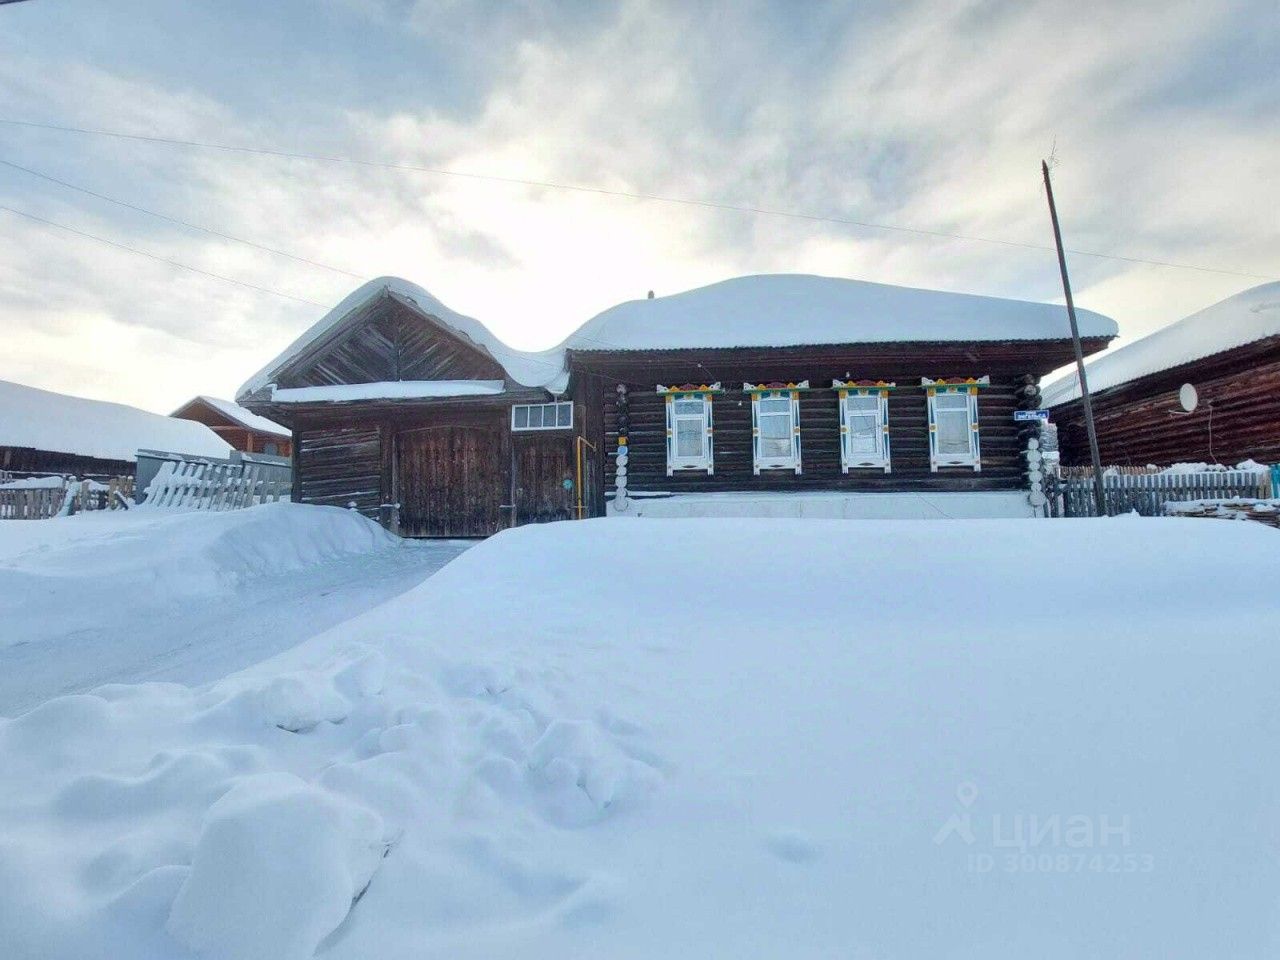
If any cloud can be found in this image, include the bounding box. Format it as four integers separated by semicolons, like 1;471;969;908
0;0;1275;411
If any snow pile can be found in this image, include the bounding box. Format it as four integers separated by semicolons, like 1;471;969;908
3;517;1280;959
0;379;233;462
0;503;396;650
1043;281;1280;405
1159;459;1271;474
269;380;506;403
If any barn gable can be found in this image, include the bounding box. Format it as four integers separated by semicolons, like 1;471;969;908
262;290;507;393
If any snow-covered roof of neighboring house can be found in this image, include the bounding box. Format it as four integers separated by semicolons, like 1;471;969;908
566;274;1117;352
1043;282;1280;407
0;379;233;463
268;381;507;404
175;396;291;438
237;274;1117;404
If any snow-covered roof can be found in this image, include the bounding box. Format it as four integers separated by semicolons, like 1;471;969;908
1043;282;1280;406
565;274;1118;351
268;380;507;404
0;379;233;463
237;274;1117;405
237;277;567;399
177;396;290;438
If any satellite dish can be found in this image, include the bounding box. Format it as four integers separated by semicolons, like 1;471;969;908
1178;383;1199;413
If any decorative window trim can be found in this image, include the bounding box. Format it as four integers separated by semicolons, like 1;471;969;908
923;376;987;471
511;401;573;432
747;383;805;474
661;387;716;475
833;380;892;473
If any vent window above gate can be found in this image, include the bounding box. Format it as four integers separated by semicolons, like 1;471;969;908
512;401;573;431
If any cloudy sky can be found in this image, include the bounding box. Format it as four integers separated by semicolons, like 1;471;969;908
1;0;1276;412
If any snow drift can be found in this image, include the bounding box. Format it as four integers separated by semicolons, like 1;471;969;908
2;516;1279;959
0;503;396;650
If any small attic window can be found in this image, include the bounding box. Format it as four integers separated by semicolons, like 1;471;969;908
512;402;573;431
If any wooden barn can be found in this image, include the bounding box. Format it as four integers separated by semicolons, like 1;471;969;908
171;396;292;457
238;275;1117;536
1045;282;1280;466
0;378;232;481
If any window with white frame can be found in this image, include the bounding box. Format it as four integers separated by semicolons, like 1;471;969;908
511;401;573;431
838;388;890;472
750;390;802;473
664;393;714;474
925;379;983;471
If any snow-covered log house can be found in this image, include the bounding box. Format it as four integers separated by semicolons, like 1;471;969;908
238;275;1117;536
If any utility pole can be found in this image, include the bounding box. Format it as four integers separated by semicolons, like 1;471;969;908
1042;159;1106;517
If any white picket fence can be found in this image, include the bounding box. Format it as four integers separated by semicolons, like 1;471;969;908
142;459;290;511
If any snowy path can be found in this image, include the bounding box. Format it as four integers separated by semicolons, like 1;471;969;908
0;538;468;716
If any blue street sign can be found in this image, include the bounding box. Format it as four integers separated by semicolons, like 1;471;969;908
1013;409;1050;421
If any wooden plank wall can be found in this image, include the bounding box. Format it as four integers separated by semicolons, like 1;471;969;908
599;378;1028;493
0;446;135;480
1055;341;1280;467
293;423;384;517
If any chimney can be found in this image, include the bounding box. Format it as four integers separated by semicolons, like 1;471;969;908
647;290;654;299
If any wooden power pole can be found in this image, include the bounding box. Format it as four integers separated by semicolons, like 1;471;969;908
1042;159;1107;517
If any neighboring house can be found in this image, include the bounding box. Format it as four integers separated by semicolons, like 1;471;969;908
1044;282;1280;466
238;274;1117;536
0;378;233;479
171;396;292;457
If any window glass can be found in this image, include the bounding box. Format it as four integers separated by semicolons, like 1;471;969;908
847;396;880;454
513;406;529;429
674;398;704;416
934;393;971;455
557;403;573;427
676;418;703;457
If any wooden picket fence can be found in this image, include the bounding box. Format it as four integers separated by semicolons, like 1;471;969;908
0;476;135;520
142;459;290;511
1049;466;1272;518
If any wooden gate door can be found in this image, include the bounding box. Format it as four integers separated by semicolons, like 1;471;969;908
513;434;576;524
398;425;504;537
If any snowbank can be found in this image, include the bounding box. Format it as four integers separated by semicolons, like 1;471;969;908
2;517;1280;959
0;503;396;649
0;379;232;463
1043;281;1280;405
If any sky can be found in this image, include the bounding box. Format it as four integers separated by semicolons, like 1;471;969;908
0;0;1277;413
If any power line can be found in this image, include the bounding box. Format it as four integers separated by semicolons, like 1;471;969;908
0;204;328;307
2;117;1275;282
0;157;365;280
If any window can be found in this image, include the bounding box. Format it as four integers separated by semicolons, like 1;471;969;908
838;388;890;472
262;441;280;456
925;378;984;471
512;401;573;431
664;392;714;474
750;391;801;473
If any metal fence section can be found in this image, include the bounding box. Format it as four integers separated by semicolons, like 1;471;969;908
140;455;291;511
1048;466;1272;518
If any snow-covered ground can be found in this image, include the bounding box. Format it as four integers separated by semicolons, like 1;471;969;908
2;514;1278;959
0;505;468;714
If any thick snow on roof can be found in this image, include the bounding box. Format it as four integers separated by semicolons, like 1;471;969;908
268;380;507;403
566;274;1118;351
183;396;290;438
237;277;567;399
0;379;232;463
238;274;1116;405
1044;282;1280;406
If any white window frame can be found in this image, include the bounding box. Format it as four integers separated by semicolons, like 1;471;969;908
748;388;802;474
924;377;986;471
511;401;573;432
661;388;716;475
835;383;891;472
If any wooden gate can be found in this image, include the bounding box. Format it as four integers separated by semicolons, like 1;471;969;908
398;425;504;537
514;434;576;524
